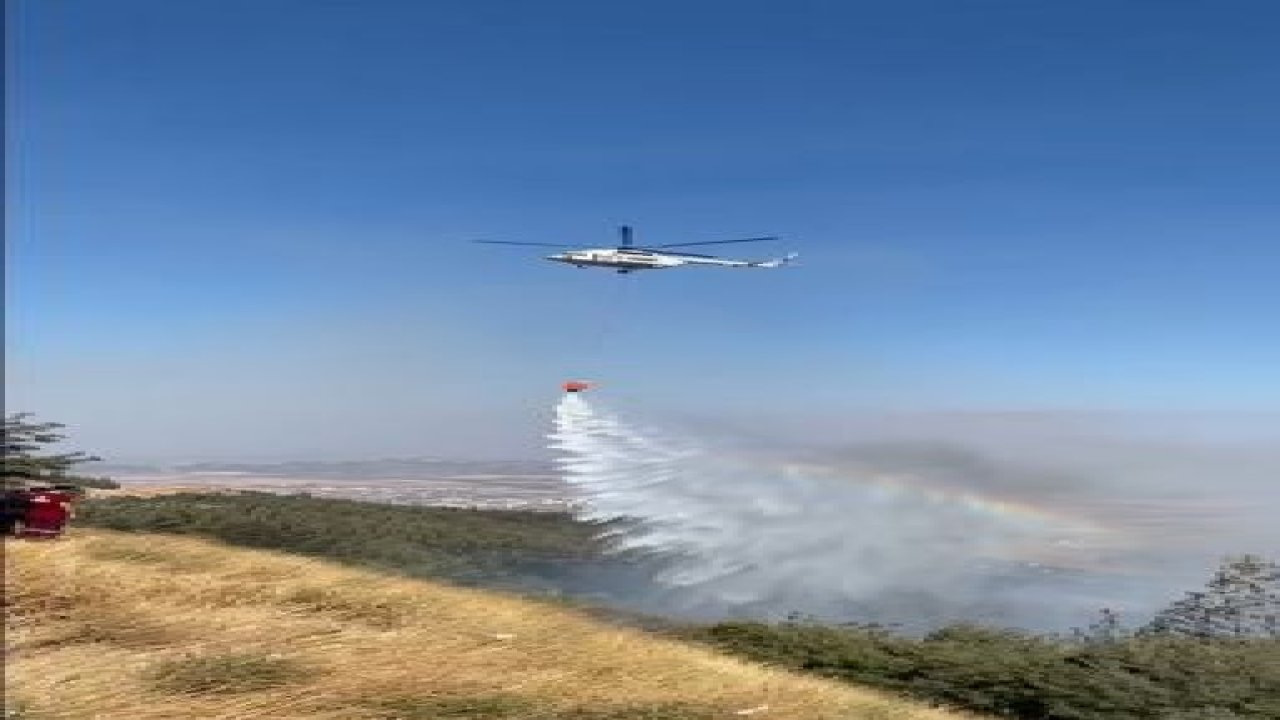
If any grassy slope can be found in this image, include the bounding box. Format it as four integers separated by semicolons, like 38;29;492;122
4;530;972;720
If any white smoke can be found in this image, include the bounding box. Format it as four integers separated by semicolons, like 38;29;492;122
548;393;1122;629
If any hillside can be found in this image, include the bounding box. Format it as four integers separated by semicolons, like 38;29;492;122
72;492;637;602
4;530;971;720
61;492;1280;720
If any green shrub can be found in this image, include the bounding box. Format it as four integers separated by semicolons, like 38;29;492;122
683;620;1280;720
77;492;611;584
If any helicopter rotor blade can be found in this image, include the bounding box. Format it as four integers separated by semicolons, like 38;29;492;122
472;240;579;247
645;236;779;249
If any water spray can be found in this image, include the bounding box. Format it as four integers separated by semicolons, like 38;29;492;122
548;391;1116;627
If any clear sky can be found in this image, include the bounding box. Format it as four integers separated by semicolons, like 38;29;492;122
6;0;1279;460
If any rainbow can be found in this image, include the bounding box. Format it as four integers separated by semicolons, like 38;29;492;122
780;462;1092;530
774;461;1132;569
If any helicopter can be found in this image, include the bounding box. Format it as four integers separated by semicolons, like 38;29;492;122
474;225;797;274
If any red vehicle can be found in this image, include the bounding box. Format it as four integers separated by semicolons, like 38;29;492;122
17;487;75;539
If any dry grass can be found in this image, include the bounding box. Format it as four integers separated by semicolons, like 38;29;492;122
4;530;974;720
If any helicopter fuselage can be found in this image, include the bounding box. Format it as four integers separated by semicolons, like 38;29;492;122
545;247;779;272
475;225;794;273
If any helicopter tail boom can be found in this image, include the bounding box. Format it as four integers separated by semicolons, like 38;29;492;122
750;252;799;268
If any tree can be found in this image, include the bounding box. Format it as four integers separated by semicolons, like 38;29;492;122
1070;607;1131;644
1144;555;1280;638
2;413;117;489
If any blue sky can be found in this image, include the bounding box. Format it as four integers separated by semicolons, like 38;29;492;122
6;0;1279;460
